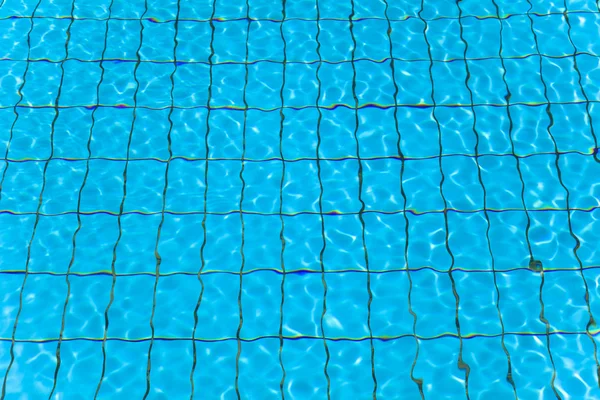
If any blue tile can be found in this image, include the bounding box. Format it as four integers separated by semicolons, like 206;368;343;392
281;160;321;213
328;341;375;399
283;63;319;108
398;108;440;158
282;214;323;272
462;18;501;58
500;16;537;58
96;341;149;399
174;63;210;107
462;337;517;399
193;272;240;338
528;211;579;271
488;211;531;271
361;158;401;212
105;20;141;60
448;212;493;271
282;109;318;159
179;0;214;20
402;158;444;212
390;19;428;60
552;333;600;399
171;108;208;159
69;214;119;274
29;215;77;273
356;107;399;158
543;271;590;331
323;215;367;272
497;270;546;333
40;160;86;214
79;160;125;212
8;108;54;160
148;341;194;398
458;0;497;17
122;160;166;213
191;341;238;398
392;60;432;105
431;61;470;106
442;156;484;211
570;14;600;55
98;62;137;105
211;64;246;107
511;105;554;155
207;109;244;158
283;20;318;62
426;19;465;61
15;275;67;339
250;0;283;19
147;0;178;20
414;338;468;400
0;62;26;108
21;63;62;106
73;0;111;18
236;157;272;209
520;155;566;209
353;19;389;61
53;108;94;159
166;159;206;212
212;20;247;63
239;271;282;337
206;160;242;213
355;60;395;105
572;209;600;267
136;62;174;108
374;338;422;398
107;275;155;339
353;0;386;19
410;269;457;336
248;21;284;62
29;18;69;60
139;21;176;61
4;342;57;398
0;214;32;271
370;271;413;336
436;107;476;156
318;21;352;62
474;107;512;155
281;272;324;336
115;214;162;274
203;214;242;272
110;0;147;18
176;21;212;62
153;274;201;337
320;160;361;213
215;0;246;19
318;108;356;159
157;214;204;274
245;110;282;160
560;153;600;210
51;341;104;399
247;63;284;110
532;14;573;57
454;271;502;335
318;62;355;107
0;273;25;337
322;272;369;338
242;215;283;270
550;104;595;153
281;339;328;399
542;56;584;103
0;161;44;213
319;0;351;18
467;59;507;105
505;335;555;399
479;155;525;211
130;109;170;159
61;60;102;106
63;275;112;339
364;213;407;271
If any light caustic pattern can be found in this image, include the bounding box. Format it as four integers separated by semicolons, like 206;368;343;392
1;0;600;399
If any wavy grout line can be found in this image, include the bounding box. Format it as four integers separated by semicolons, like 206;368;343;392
142;0;180;398
348;2;378;398
3;329;600;344
92;0;148;397
382;0;424;397
348;2;377;398
4;49;600;67
0;9;597;23
2;263;600;278
234;2;251;398
277;1;288;398
419;1;472;397
525;2;564;398
315;2;331;397
4;98;600;112
1;148;599;164
0;1;45;398
188;1;216;397
561;2;600;388
3;204;600;219
456;1;518;398
46;0;109;397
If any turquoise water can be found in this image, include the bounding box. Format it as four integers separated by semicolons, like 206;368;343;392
1;0;600;398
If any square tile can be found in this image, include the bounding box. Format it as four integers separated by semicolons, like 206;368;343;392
203;214;242;272
166;159;206;212
245;110;282;160
157;214;204;274
281;160;321;214
40;160;86;214
448;212;492;271
488;211;531;271
361;158;402;212
322;272;370;338
353;19;389;61
239;271;282;338
282;20;318;62
206;160;242;213
324;215;367;272
356;107;399;158
153;274;201;337
282;272;324;337
317;20;352;62
407;213;453;271
496;270;546;333
441;156;484;211
364;213;407;271
390;19;428;60
355;60;395;106
0;214;35;272
248;21;284;62
106;275;155;339
454;271;502;335
410;269;457;337
282;214;323;272
402;158;444;212
122;160;166;213
242;215;283;271
148;340;193;398
194;272;240;338
191;341;238;398
29;214;77;274
115;214;162;274
173;63;210;107
370;271;413;337
328;341;375;399
207;109;244;159
63;275;112;339
139;20;176;61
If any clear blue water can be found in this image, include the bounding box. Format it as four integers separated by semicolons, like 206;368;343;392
1;0;600;398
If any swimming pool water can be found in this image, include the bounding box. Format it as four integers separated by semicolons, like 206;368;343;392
1;0;600;398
